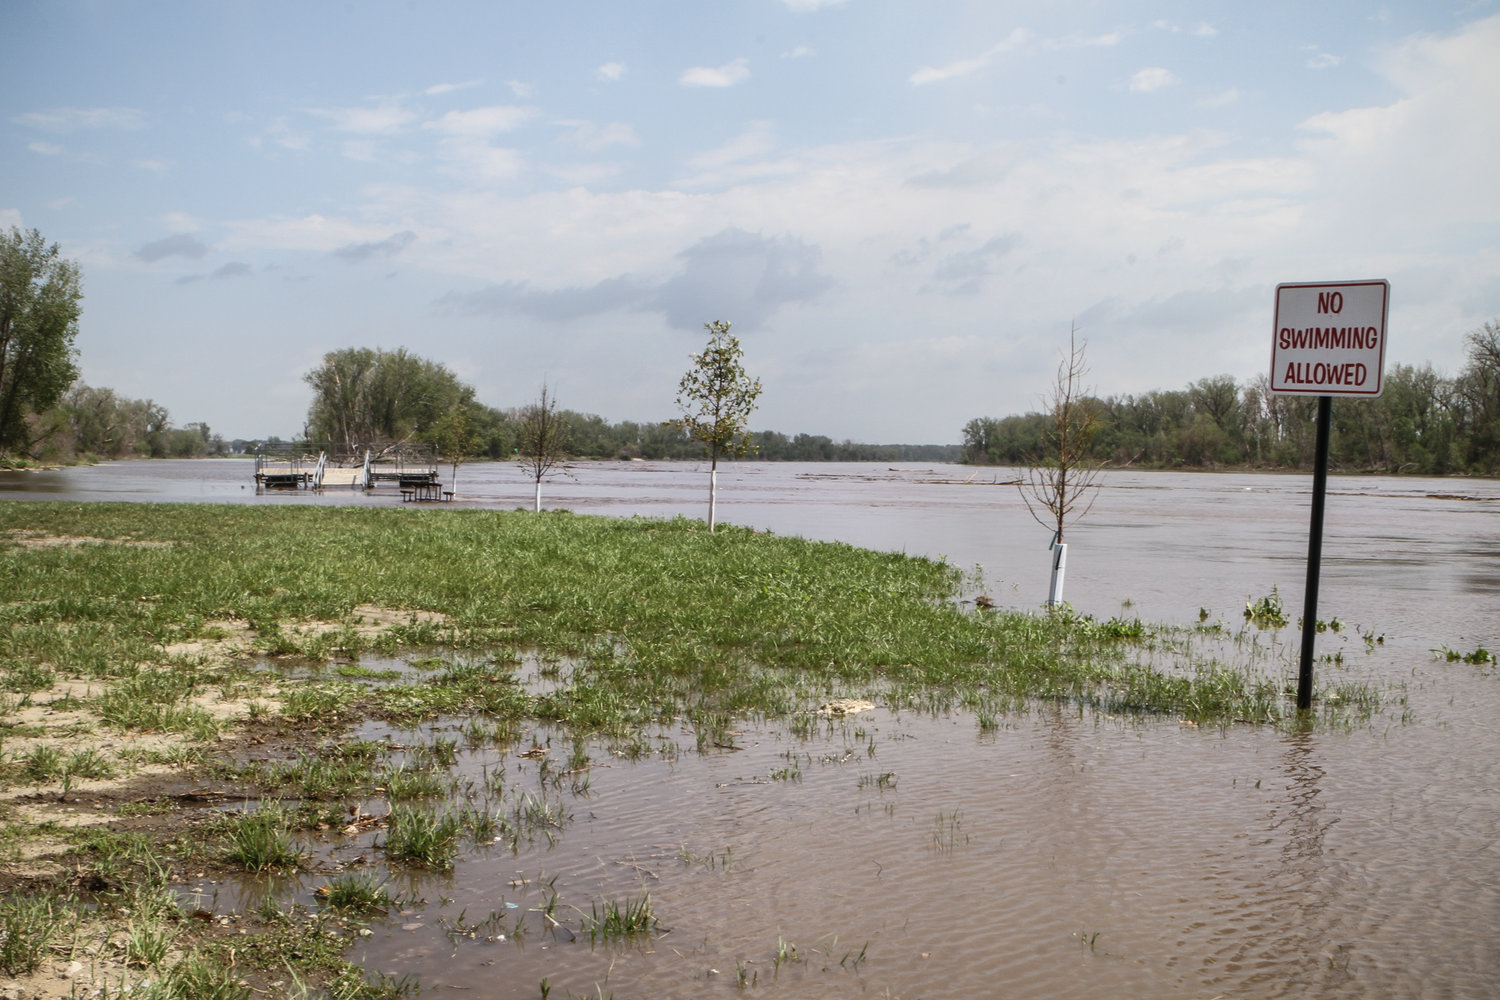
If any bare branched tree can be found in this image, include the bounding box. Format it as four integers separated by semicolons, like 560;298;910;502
517;383;569;512
1019;325;1102;607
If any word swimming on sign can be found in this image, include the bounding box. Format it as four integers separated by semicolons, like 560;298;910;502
1276;326;1380;351
1270;280;1389;397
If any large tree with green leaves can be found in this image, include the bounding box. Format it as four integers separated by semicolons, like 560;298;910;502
675;320;762;532
304;347;474;456
0;228;82;456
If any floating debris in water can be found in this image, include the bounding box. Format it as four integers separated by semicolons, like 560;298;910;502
817;699;875;716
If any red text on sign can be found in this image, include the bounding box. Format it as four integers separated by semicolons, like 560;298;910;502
1281;362;1369;387
1277;326;1379;351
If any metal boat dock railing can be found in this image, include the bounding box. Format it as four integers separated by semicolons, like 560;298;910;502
254;445;447;499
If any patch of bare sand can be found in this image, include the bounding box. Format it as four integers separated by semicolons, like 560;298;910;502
0;680;254;843
160;607;448;661
0;605;448;1000
348;604;448;631
1;605;439;861
1;530;176;550
0;925;196;1000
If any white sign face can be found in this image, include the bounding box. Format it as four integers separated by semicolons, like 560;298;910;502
1271;279;1389;396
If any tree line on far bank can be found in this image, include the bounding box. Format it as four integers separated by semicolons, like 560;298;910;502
0;225;946;467
7;225;1495;476
963;324;1500;477
1;227;231;463
295;345;958;465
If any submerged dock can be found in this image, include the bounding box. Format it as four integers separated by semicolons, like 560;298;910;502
252;446;448;500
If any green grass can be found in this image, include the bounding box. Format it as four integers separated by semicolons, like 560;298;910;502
583;893;658;942
320;872;394;913
383;806;462;869
218;804;303;872
144;955;253;1000
0;893;67;975
0;502;1371;727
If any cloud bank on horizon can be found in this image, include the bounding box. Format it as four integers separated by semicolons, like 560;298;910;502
3;0;1497;442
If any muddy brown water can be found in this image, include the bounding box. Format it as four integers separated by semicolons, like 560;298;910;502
5;460;1500;997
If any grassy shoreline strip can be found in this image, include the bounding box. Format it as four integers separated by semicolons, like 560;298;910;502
0;501;1364;726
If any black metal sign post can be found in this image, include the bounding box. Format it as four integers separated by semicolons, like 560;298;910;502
1296;395;1333;711
1270;279;1388;715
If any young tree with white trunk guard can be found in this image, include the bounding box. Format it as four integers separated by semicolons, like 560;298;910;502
675;321;762;532
1019;325;1102;609
517;383;568;512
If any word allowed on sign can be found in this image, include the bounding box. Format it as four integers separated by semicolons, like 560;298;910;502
1271;280;1389;397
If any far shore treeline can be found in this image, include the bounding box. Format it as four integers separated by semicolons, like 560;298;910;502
965;324;1500;477
14;340;1500;475
3;227;1497;475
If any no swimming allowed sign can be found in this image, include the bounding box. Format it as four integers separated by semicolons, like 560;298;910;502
1270;277;1389;712
1270;279;1389;396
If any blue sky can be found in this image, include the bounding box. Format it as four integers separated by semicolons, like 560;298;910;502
4;1;1497;442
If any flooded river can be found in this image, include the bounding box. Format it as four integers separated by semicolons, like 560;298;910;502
5;460;1499;997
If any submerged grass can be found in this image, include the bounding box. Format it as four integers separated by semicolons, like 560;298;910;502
0;501;1391;998
0;502;1366;728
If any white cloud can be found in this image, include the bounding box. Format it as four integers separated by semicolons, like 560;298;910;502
133;158;170;172
1195;89;1242;109
423;105;539;137
545;163;625;185
677;121;801;187
425;80;482;96
679;58;751;88
559;121;639;151
782;45;816;59
12;106;145;131
420;106;539;182
1129;67;1180;93
26;141;63;155
596;62;626;82
1193;22;1218;37
253;117;309;152
1306;52;1341;70
305;103;416;134
909;29;1032;85
1296;14;1500;230
434;143;529;183
909;54;990;86
222;214;404;255
1064;31;1123;48
688;121;777;170
507;80;535;98
340;139;379;162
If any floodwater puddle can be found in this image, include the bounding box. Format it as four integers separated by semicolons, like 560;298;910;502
265;649;574;698
183;685;1499;999
10;461;1496;997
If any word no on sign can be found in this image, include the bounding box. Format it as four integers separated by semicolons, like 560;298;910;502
1271;279;1389;397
